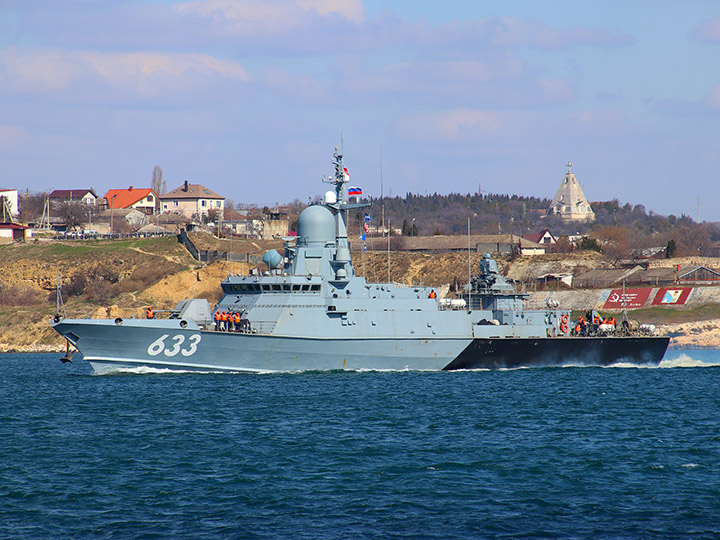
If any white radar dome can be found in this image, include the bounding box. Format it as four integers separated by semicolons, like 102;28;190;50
297;205;335;246
324;191;337;204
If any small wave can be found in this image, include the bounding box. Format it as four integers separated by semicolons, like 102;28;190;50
659;353;720;368
681;463;700;468
592;353;720;369
93;366;240;376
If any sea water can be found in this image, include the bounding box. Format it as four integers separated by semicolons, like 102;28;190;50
1;351;719;539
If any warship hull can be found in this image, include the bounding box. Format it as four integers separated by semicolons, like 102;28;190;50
445;336;671;370
54;319;669;373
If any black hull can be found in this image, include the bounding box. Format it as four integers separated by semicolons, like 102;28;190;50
444;336;670;370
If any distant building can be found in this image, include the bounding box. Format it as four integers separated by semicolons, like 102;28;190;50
0;222;30;242
48;189;98;207
523;229;557;246
96;208;149;232
0;189;19;220
225;212;290;240
102;187;158;215
159;180;225;220
547;162;595;222
572;267;643;289
627;265;720;286
364;234;547;256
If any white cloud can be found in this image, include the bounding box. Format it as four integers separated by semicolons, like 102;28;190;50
397;105;635;145
174;0;363;34
705;83;720;110
297;0;364;21
398;109;516;141
330;56;573;109
0;47;250;100
414;16;632;52
692;16;720;42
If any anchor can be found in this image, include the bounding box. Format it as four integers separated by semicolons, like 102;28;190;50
60;339;77;363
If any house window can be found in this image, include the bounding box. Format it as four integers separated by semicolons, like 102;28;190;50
216;201;221;208
201;200;207;207
147;195;153;202
173;200;178;207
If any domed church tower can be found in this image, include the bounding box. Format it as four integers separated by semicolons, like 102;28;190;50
547;161;595;222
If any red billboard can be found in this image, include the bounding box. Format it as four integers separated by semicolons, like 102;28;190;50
652;287;693;306
603;288;652;309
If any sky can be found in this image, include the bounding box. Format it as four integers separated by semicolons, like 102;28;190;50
2;1;720;220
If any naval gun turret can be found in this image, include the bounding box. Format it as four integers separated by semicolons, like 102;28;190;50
464;253;527;311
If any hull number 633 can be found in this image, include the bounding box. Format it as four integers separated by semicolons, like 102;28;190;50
147;334;201;357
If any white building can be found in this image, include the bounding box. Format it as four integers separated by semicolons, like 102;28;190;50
160;181;225;220
547;162;595;222
0;189;19;220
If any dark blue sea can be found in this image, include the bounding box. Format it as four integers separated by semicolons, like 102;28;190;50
2;351;720;540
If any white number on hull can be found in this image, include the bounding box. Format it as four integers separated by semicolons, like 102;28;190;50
181;334;201;356
147;333;202;357
164;335;185;356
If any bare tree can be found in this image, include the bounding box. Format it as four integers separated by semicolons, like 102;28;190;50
55;201;87;231
0;195;13;222
19;192;46;223
151;166;166;196
592;225;632;266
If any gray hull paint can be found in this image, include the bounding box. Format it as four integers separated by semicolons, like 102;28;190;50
56;319;470;373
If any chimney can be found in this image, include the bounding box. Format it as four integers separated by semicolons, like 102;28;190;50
129;186;133;191
183;180;189;192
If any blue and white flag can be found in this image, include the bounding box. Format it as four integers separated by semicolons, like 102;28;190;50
364;213;372;222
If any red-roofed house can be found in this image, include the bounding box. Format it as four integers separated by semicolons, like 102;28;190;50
102;187;158;215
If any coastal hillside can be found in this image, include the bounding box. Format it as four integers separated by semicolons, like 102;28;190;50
1;236;719;352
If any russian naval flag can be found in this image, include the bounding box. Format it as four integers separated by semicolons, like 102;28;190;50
348;186;362;196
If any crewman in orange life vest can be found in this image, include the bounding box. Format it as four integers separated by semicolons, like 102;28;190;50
146;307;154;319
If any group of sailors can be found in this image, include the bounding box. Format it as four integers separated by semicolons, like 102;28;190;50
572;311;617;336
214;310;248;332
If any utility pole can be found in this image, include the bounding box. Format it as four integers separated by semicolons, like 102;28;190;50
110;194;117;234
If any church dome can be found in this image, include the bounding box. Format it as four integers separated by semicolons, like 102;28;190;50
297;205;336;246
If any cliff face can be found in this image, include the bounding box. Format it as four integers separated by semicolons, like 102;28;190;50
0;237;199;351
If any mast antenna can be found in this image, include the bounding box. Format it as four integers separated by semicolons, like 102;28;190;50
380;145;385;236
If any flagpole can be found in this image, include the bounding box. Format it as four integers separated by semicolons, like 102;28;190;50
468;217;472;311
387;219;390;283
380;145;385;237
